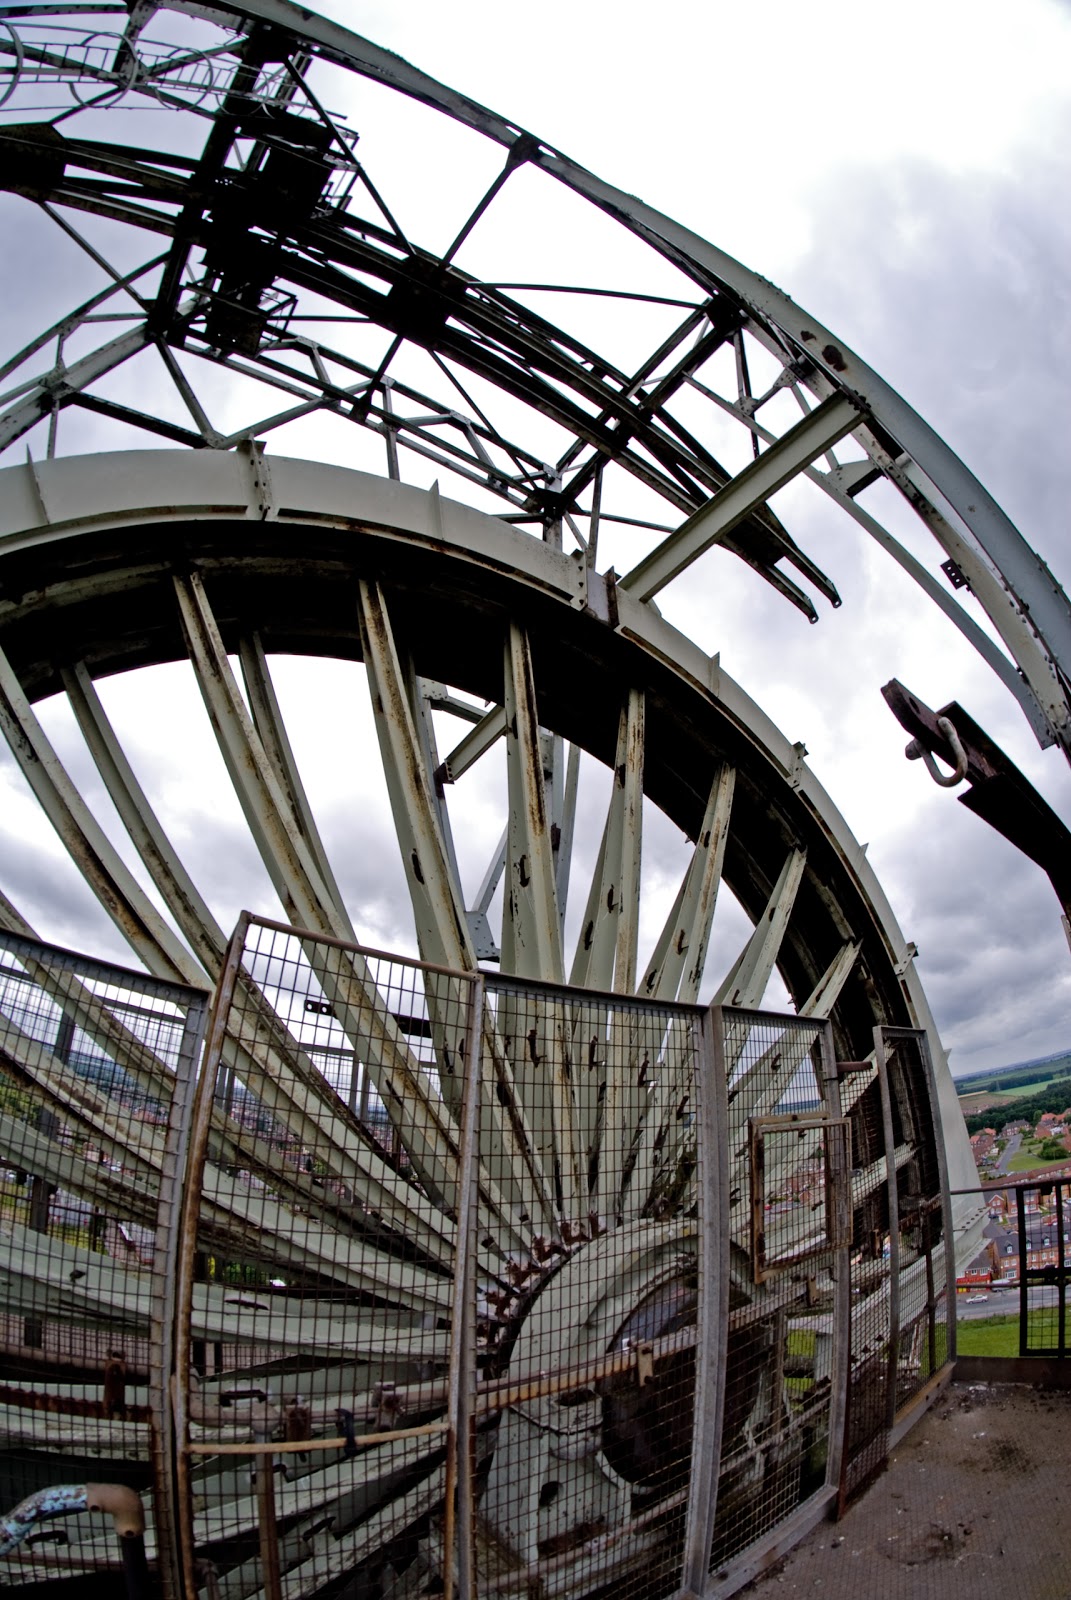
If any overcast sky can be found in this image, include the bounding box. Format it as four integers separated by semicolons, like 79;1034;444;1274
1;0;1069;1076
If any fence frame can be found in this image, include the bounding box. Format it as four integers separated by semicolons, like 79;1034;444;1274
0;926;210;1600
0;915;961;1600
701;1005;851;1598
172;912;484;1600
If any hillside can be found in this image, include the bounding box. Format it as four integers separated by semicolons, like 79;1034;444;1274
955;1050;1071;1098
963;1080;1071;1137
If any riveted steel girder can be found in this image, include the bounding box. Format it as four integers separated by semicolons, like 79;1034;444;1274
570;689;644;995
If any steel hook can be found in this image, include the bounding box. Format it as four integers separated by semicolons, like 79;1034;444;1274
905;715;968;788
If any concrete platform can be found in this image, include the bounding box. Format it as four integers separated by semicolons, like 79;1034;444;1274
746;1381;1071;1599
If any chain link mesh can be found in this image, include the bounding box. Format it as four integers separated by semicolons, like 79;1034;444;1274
0;927;207;1591
0;920;959;1600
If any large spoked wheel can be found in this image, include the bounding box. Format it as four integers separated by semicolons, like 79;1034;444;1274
0;462;923;1595
0;459;916;1044
0;0;1049;1591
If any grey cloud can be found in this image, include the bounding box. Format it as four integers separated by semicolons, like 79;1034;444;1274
790;140;1071;574
876;807;1070;1073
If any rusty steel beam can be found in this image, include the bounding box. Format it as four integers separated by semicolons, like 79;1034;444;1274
883;678;1071;915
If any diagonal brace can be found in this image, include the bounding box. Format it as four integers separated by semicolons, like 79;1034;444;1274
620;392;861;601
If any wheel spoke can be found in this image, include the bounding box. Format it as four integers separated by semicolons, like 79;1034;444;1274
357;578;473;973
714;846;807;1010
62;658;226;970
238;633;352;933
0;642;202;984
570;690;644;995
640;763;735;1004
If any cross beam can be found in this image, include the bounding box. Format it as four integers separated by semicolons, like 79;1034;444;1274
620;393;861;602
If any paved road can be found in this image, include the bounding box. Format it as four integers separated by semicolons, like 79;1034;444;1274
956;1284;1063;1320
994;1132;1021;1174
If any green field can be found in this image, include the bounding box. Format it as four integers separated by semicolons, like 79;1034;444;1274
955;1054;1071;1098
1007;1147;1071;1173
958;1089;1017;1116
958;1068;1071;1117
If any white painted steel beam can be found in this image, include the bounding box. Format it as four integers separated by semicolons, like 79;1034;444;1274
175;571;344;939
61;660;226;972
413;672;466;898
715;847;807;1009
621;774;742;1212
0;324;152;454
0;643;202;987
501;622;564;985
887;455;1071;748
238;633;354;937
570;691;645;994
500;624;585;1217
564;691;645;1220
800;939;861;1019
358;578;474;973
554;740;580;926
473;827;508;915
619;395;861;602
439;704;507;784
641;763;735;1004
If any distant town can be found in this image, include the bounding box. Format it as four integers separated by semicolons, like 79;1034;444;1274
956;1049;1071;1294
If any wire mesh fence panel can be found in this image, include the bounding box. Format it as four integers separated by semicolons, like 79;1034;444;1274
0;906;955;1600
878;1028;954;1415
0;927;207;1594
472;976;706;1600
708;1006;847;1579
837;1061;892;1510
175;917;478;1600
1017;1180;1070;1357
892;1194;949;1407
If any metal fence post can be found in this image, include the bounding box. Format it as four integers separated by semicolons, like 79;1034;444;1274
443;971;482;1600
816;1019;851;1494
1017;1186;1029;1358
173;911;250;1600
873;1028;903;1432
912;1027;957;1365
149;981;209;1600
678;1004;729;1597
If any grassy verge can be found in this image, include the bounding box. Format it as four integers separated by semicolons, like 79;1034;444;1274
955;1306;1063;1356
1007;1148;1070;1173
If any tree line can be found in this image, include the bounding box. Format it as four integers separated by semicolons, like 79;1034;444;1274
964;1083;1071;1137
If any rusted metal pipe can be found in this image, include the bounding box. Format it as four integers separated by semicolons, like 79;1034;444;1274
0;1482;148;1600
87;1484;150;1600
253;1447;283;1600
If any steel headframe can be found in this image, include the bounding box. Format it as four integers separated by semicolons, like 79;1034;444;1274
0;0;1067;764
0;0;1008;1256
